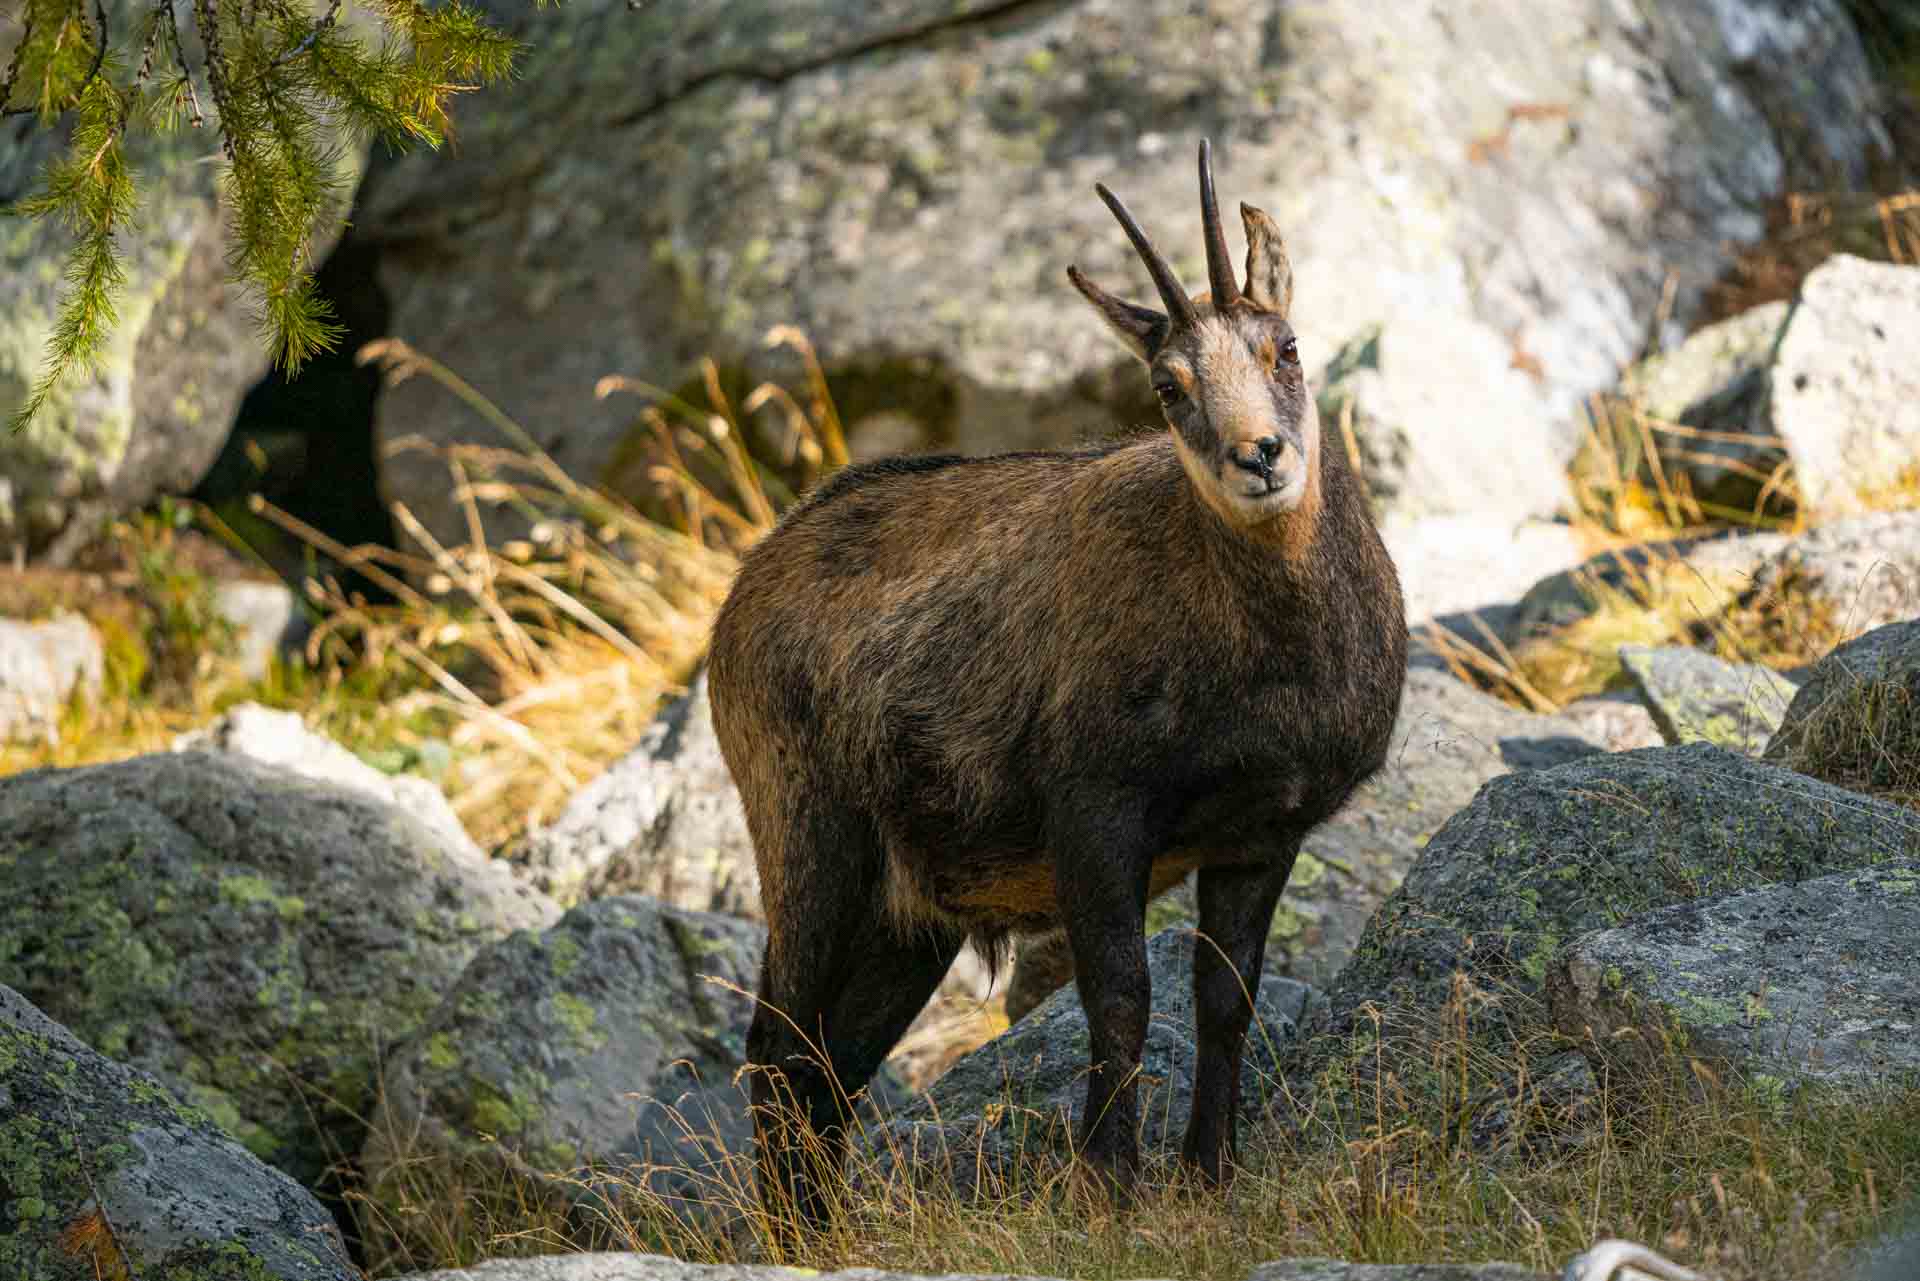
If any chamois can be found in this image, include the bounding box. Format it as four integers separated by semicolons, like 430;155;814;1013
707;139;1408;1233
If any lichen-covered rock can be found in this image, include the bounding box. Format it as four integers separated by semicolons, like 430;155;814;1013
354;0;1889;551
1617;643;1798;753
1003;669;1608;1023
1550;862;1920;1092
0;983;358;1281
174;700;485;863
1764;619;1920;803
0;613;101;744
0;6;363;560
1296;743;1916;1101
1745;510;1920;638
514;671;755;911
0;751;557;1189
872;928;1320;1194
1554;691;1665;753
1767;256;1920;516
364;896;790;1223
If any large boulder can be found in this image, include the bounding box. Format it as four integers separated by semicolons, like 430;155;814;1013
1551;862;1920;1094
872;928;1320;1195
353;0;1889;551
1768;256;1920;516
0;751;557;1189
1764;618;1920;803
1293;743;1916;1113
363;896;773;1217
0;983;358;1281
1617;643;1798;753
0;10;362;561
1003;668;1609;1023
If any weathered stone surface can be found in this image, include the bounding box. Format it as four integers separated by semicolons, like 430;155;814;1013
0;983;358;1281
174;700;485;862
1003;669;1609;1023
1745;510;1920;637
0;613;101;743
1382;516;1586;627
363;895;882;1230
1551;862;1920;1091
1555;691;1666;753
873;928;1320;1192
1618;300;1791;510
0;7;363;560
354;0;1889;550
1765;619;1920;801
1297;743;1917;1094
0;751;556;1189
1768;256;1920;516
515;671;755;911
1617;643;1798;753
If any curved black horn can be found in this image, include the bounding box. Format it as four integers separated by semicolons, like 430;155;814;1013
1198;138;1241;308
1095;182;1197;328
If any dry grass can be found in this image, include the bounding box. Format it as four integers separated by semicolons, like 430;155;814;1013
345;968;1920;1281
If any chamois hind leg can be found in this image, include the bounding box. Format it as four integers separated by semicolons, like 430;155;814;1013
1052;795;1157;1205
1180;847;1298;1185
746;800;956;1246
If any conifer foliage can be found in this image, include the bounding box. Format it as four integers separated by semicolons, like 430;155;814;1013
1;0;533;432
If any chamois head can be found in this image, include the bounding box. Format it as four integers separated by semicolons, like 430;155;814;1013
1068;139;1318;527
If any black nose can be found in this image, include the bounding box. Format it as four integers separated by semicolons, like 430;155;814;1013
1231;436;1286;477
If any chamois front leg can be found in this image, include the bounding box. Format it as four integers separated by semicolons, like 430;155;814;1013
1181;847;1298;1184
1052;796;1157;1204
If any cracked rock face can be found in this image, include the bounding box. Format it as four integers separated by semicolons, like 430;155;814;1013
353;0;1889;551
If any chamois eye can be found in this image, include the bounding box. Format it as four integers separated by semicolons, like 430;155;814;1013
1153;381;1181;407
1278;338;1299;367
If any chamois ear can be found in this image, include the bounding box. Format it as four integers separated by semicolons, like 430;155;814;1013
1067;265;1169;363
1240;203;1293;319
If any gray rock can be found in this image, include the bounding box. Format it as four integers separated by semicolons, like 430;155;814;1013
1005;669;1610;1023
1764;619;1920;800
365;896;795;1225
515;671;756;912
0;7;363;560
1554;691;1666;753
1768;256;1920;517
0;983;358;1281
1248;1264;1547;1281
174;700;485;863
354;0;1889;551
1618;301;1791;511
1746;510;1920;643
1297;743;1917;1107
1382;516;1586;628
1617;643;1798;753
1551;861;1920;1092
0;613;102;743
872;928;1320;1194
211;579;301;681
0;751;556;1189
